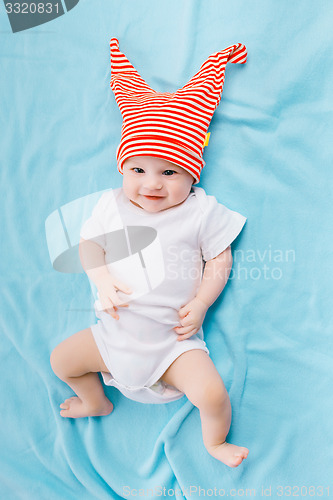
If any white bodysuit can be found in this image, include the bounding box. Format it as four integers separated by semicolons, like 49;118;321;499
80;187;246;404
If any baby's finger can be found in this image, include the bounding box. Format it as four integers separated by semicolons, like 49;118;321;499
178;305;190;319
101;300;119;320
113;279;132;295
174;324;195;335
109;291;130;308
106;307;119;320
100;297;114;313
176;328;198;341
179;315;193;327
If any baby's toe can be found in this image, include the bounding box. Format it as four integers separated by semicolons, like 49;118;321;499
240;447;249;458
232;456;243;467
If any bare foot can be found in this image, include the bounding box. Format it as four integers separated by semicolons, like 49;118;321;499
207;442;249;467
59;396;113;418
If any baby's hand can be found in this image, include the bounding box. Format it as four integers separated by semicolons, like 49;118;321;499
96;274;132;320
174;297;208;341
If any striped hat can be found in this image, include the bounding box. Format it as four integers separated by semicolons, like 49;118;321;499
110;38;247;183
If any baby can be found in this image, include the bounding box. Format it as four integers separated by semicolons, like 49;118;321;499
50;39;249;468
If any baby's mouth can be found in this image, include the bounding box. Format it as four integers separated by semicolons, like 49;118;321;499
142;195;164;200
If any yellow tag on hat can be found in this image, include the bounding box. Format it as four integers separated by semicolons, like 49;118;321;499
203;132;211;148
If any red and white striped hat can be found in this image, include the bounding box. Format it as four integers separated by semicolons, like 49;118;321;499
110;38;247;183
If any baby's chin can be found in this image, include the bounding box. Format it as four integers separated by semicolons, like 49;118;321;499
135;197;190;213
134;201;171;213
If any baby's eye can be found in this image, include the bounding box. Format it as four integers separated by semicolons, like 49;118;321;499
133;168;145;173
163;170;176;176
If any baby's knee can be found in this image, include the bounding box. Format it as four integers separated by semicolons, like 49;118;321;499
50;343;68;378
193;378;229;412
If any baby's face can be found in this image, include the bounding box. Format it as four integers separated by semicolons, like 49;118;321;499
122;156;194;213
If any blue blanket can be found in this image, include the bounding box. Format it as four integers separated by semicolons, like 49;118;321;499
1;0;332;498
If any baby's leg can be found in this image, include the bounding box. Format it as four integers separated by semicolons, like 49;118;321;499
161;350;249;467
50;328;113;418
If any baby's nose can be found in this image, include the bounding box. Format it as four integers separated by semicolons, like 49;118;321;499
144;176;163;190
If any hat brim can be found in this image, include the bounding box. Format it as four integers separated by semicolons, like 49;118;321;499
117;135;204;184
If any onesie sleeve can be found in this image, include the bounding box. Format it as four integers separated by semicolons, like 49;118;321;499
80;192;110;250
198;194;246;262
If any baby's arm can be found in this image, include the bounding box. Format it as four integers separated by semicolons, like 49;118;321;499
79;238;132;320
174;246;233;341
